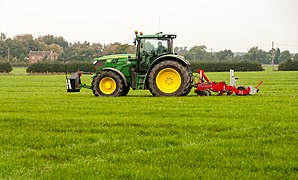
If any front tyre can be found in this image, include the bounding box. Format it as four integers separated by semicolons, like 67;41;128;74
92;71;124;96
148;60;192;96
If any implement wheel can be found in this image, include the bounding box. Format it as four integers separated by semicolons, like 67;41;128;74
202;90;211;96
227;91;233;96
235;86;247;96
92;71;124;96
148;60;192;96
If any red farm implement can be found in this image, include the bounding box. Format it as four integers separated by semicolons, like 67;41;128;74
194;69;263;96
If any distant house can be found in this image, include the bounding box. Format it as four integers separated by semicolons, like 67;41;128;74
28;51;59;64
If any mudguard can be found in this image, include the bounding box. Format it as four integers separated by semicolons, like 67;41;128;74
102;68;128;86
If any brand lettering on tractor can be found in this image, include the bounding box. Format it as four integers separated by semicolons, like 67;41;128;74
112;59;119;64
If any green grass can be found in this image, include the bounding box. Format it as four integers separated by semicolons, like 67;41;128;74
10;67;28;75
262;64;279;72
0;69;297;179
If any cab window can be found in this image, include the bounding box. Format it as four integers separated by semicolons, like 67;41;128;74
139;39;169;69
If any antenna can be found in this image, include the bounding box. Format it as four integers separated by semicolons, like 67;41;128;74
158;16;161;32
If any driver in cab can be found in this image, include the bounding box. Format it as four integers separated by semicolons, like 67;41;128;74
156;41;167;56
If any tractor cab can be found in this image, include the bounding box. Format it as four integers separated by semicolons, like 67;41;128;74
134;31;176;71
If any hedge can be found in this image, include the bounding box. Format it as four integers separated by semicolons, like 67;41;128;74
189;61;263;72
278;60;298;71
27;61;264;73
0;62;13;73
10;62;30;67
26;62;94;73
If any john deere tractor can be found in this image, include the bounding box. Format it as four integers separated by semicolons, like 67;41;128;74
67;31;193;96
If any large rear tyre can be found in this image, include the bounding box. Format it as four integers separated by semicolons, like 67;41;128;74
92;71;124;97
148;60;192;96
181;68;193;96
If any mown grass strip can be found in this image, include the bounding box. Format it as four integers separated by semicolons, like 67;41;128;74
0;70;297;179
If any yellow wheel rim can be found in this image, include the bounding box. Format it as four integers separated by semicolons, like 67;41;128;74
99;77;116;94
156;68;181;93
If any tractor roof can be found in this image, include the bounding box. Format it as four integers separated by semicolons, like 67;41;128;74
136;32;177;39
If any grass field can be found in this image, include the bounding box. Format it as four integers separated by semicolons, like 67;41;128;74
0;68;297;179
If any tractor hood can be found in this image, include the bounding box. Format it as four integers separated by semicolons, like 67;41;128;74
93;54;136;63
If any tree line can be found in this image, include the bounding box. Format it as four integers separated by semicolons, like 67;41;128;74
176;45;298;64
0;33;136;63
0;33;297;64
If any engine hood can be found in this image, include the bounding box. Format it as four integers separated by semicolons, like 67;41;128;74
93;54;136;62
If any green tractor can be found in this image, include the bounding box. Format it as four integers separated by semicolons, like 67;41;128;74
67;31;193;96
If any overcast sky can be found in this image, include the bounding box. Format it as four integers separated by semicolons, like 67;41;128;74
1;0;298;52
